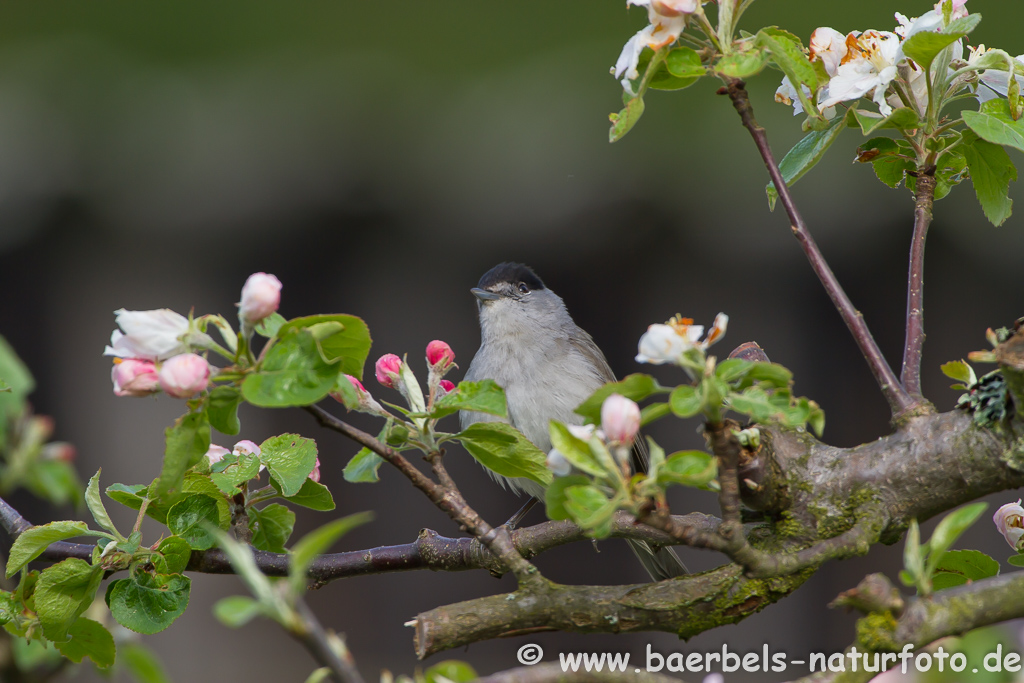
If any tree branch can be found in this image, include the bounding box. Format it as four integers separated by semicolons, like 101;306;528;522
901;167;937;398
719;79;918;418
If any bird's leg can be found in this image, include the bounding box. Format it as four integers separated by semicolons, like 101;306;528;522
504;497;539;529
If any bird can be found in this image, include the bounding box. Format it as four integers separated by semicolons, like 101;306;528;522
460;262;686;581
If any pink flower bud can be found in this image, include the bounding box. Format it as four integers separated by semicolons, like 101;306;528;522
158;353;211;399
41;442;76;462
206;444;230;466
994;499;1024;551
426;340;455;368
309;458;321;483
438;379;456;395
601;393;641;445
111;358;160;397
345;374;366;394
375;354;402;389
233;440;262;458
238;272;282;324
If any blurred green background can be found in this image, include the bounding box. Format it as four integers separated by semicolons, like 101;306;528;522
1;1;1024;680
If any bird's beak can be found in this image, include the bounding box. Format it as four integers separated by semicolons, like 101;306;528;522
471;288;500;302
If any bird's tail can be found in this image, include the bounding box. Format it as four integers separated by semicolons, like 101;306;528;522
626;539;687;581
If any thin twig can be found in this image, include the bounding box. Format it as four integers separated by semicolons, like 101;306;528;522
290;599;365;683
901;167;937;398
720;79;917;417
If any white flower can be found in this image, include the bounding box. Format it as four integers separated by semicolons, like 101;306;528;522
206;444;231;466
104;309;191;361
776;28;846;117
611;0;696;91
819;31;901;116
636;313;728;365
972;47;1024;103
994;500;1024;551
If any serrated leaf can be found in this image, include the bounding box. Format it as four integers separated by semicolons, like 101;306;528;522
609;95;646;143
207;385;242;436
275;314;372;381
575;374;663;424
964;98;1024;152
209;452;261;495
767;111;848;209
242;329;343;407
249;503;296;553
669;385;702;418
289;512;374;594
658;451;717;488
715;48;768;78
902;19;974;70
343;447;384;484
54;617;115;668
106;572;190;635
544;475;591;521
213;595;264;628
156;536;192;575
271;477;335;511
85;470;121;540
961;132;1016;226
255;312;287;339
259;434;318;496
167;495;221;550
35;559;104;642
563;485;616;538
153;410;211;501
429;379;507;419
931;548;999;591
7;521;108;577
852;107;922;136
455;423;552;487
941;360;976;386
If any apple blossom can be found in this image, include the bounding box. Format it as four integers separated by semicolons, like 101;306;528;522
775;28;846;117
375;354;402;389
233;440;261;458
819;30;901;116
111;358;160;397
438;379;456;395
206;444;231;466
994;500;1024;551
546;449;573;477
158;353;211;399
611;0;697;91
601;394;641;445
104;309;191;361
238;272;282;324
636;312;728;365
426;340;455;369
309;458;321;483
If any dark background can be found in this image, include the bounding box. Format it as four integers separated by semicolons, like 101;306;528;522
1;1;1023;680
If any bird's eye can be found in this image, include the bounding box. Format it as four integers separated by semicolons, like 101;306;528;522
517;282;530;294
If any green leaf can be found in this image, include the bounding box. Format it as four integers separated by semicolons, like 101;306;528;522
961;131;1017;226
85;470;120;540
7;521;108;577
963;98;1024;153
304;669;333;683
276;314;372;381
153;410;211;500
425;661;478;683
851;107;922;136
544;475;591;521
24;459;82;508
207;385;242;436
54;617;115;668
925;502;988;577
0;335;34;420
903;519;925;590
106;483;148;511
249;503;296;553
767;111;848;209
455;423;552;487
609;95;646;143
669;385;702;418
155;536;192;575
272;477;335;511
715;358;753;383
106;572;191;635
1008;554;1024;567
242;329;343;407
856;137;913;189
715;48;768;78
209;452;262;495
563;485;616;538
0;590;16;625
575;374;662;424
931;549;1000;591
259;434;318;497
429;379;507;419
737;362;794;389
255;312;287;339
640;402;670;427
901;19;975;70
34;559;104;641
120;643;173;683
343;445;385;484
289;512;374;594
941;360;976;386
757;27;820;119
213;595;264;628
167;495;221;550
658;451;717;488
650;47;704;91
548;422;605;477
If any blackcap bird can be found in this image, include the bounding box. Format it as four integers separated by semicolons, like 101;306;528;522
460;262;686;581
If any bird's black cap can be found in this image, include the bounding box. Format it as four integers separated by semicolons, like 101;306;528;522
476;262;546;291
